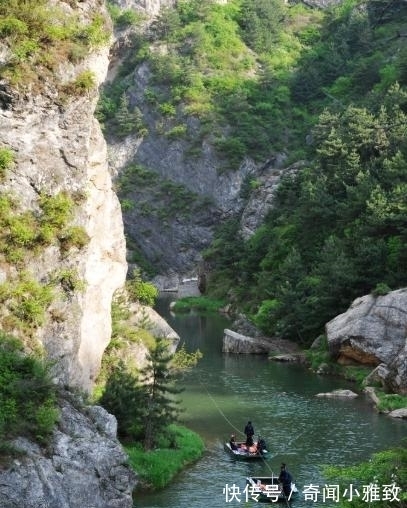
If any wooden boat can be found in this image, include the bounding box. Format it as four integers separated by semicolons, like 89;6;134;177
223;440;269;460
246;475;299;503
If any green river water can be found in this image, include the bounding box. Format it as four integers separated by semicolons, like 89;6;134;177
134;298;406;508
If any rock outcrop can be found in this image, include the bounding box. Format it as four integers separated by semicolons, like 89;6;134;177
0;393;136;508
239;160;302;240
110;0;176;17
388;408;407;419
301;0;342;9
0;1;141;504
326;289;407;394
223;329;274;354
222;328;301;356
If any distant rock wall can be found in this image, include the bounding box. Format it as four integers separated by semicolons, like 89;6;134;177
326;289;407;394
301;0;342;8
107;59;256;275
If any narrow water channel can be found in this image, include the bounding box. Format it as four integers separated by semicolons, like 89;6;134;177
135;297;406;508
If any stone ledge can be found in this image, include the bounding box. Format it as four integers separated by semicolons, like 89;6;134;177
222;329;273;354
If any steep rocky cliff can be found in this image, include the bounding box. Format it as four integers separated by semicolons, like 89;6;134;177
0;1;140;505
0;1;126;392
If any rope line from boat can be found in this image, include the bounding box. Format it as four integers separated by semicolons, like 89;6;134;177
281;487;291;508
198;376;293;506
198;376;245;437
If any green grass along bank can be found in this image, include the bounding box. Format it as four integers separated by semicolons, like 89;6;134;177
126;424;205;491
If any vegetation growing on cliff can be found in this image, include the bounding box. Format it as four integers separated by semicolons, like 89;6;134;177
0;0;110;88
0;147;15;180
103;1;407;343
117;164;213;223
0;333;59;459
0;190;88;341
98;0;321;164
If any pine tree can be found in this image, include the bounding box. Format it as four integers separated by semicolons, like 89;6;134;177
99;361;145;440
139;337;183;451
115;93;144;137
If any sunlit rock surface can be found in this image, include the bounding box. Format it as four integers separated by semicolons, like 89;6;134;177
326;289;407;394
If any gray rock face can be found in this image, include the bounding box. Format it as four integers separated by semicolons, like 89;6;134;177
110;0;176;17
0;394;136;508
326;289;407;394
388;408;407;419
239;160;302;240
301;0;342;8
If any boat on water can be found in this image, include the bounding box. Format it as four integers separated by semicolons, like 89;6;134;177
223;439;269;460
246;475;299;503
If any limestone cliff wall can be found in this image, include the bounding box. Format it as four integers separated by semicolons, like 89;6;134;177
0;0;126;392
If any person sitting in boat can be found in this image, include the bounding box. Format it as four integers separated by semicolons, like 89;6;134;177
244;420;254;446
257;436;267;454
229;434;238;451
257;479;266;491
278;463;293;497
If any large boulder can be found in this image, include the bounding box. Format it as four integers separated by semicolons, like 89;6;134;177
0;393;136;508
326;289;407;394
222;328;301;356
223;329;273;354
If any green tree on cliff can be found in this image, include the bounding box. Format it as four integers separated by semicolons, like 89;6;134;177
139;337;183;451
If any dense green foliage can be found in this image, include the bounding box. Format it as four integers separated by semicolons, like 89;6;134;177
376;392;407;413
98;0;321;162
202;0;407;344
100;338;184;450
325;446;407;507
0;333;59;453
0;0;110;87
125;424;205;490
171;295;225;313
126;268;159;306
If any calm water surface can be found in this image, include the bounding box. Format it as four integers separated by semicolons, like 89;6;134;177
135;298;406;508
